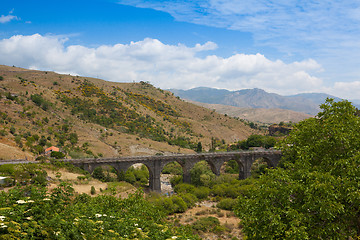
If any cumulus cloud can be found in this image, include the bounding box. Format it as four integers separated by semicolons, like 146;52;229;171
0;34;325;95
326;81;360;100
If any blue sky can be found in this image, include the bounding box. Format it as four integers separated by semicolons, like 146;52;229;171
1;0;360;99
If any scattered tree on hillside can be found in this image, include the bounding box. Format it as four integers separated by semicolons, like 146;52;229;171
196;142;202;153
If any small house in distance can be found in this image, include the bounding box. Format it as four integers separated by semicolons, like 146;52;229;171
45;146;60;155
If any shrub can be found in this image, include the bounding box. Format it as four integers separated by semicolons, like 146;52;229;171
0;129;7;136
9;126;15;135
50;151;65;159
170;175;182;187
174;183;195;194
179;193;198;208
191;216;220;232
217;198;237;211
0;164;16;175
170;195;187;213
92;167;106;182
90;186;96;195
154;197;175;214
193;186;210;200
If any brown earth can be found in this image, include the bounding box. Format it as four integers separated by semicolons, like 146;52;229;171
46;168;136;197
173;202;243;240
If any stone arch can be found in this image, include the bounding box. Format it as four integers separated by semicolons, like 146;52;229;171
120;162;152;188
205;157;225;176
174;158;201;184
255;156;276;168
236;160;245;179
160;160;184;175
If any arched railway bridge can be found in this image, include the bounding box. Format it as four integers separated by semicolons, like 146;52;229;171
61;150;282;192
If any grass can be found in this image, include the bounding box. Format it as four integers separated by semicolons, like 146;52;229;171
101;181;134;195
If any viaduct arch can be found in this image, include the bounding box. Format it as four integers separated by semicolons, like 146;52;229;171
62;150;282;192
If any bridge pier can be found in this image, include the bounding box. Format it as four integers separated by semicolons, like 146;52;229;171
148;160;161;192
242;155;254;179
178;160;198;184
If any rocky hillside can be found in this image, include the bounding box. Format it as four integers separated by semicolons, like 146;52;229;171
170;87;345;115
0;65;258;160
189;101;313;124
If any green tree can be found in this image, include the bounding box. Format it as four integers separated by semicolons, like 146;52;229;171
9;126;16;135
68;132;78;145
50;151;65;159
92;167;106;181
236;99;360;239
190;161;215;187
196;141;202;153
30;94;44;106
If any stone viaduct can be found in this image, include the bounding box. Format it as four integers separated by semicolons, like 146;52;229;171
62;150;282;192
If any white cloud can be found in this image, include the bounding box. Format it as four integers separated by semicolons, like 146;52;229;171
0;34;328;96
0;10;19;23
326;81;360;100
119;0;360;51
0;14;18;23
118;1;360;84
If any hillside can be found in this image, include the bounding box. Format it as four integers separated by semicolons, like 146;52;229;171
189;101;313;124
170;87;345;115
0;65;257;160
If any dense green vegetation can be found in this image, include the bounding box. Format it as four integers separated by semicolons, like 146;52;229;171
228;134;277;150
236;99;360;239
0;184;198;239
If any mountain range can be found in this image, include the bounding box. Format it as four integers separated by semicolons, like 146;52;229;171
169;87;350;115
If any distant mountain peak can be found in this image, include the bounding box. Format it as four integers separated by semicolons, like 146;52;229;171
169;87;351;115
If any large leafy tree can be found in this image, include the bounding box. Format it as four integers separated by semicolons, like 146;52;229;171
236;99;360;239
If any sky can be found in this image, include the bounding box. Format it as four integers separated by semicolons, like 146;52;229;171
1;0;360;99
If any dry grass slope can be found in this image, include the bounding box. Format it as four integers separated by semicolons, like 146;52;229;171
0;65;258;160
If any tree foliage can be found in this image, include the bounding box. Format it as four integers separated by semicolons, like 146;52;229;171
236;99;360;239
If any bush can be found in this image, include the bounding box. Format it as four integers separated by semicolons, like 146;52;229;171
9;126;15;135
217;198;237;211
0;164;16;175
179;193;198;208
92;167;106;182
154;197;176;214
170;195;187;213
193;186;210;200
174;183;195;194
50;151;65;159
170;175;182;187
90;186;96;195
191;216;220;232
